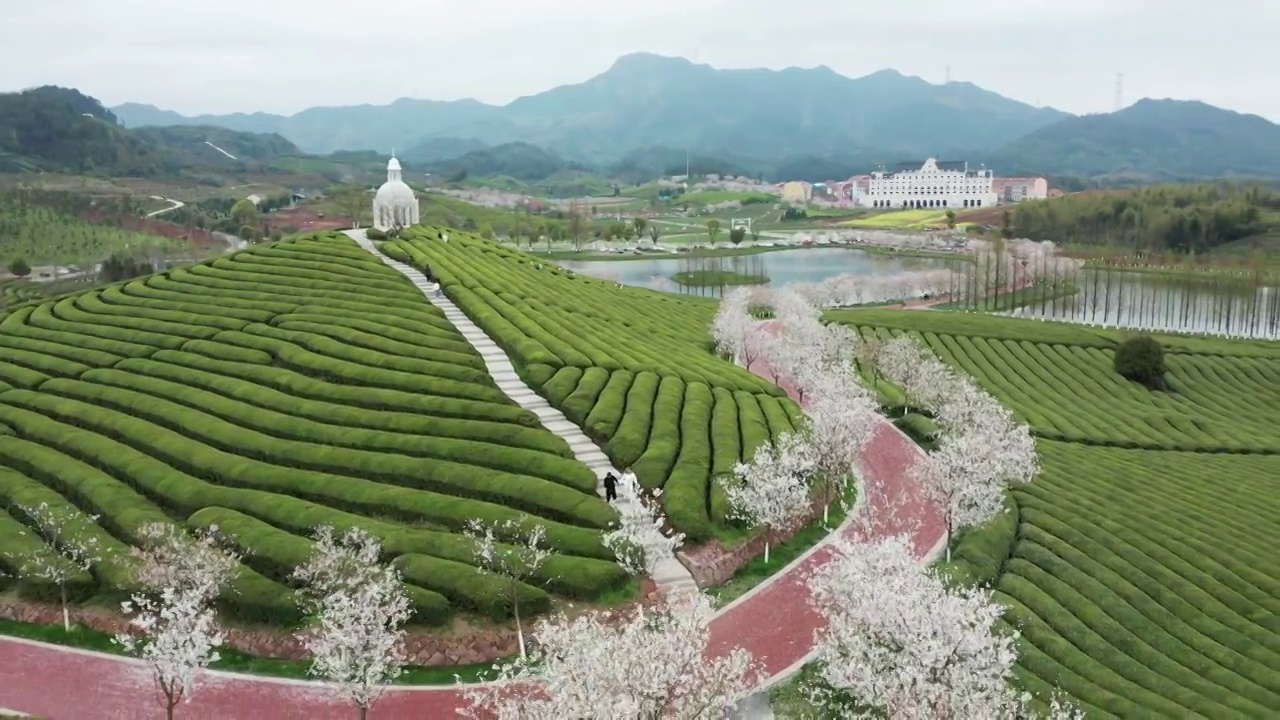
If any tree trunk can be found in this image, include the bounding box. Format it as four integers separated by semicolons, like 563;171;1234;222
359;704;369;720
822;503;829;526
764;540;770;565
60;584;69;632
514;599;527;660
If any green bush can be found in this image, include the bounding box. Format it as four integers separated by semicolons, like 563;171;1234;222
1114;335;1167;390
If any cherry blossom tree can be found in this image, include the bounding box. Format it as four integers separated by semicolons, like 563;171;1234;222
293;526;413;720
722;431;817;564
4;502;104;631
464;517;554;660
807;533;1020;719
461;590;760;719
602;485;686;576
115;523;240;720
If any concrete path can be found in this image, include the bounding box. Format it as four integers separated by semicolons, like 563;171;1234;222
344;229;698;595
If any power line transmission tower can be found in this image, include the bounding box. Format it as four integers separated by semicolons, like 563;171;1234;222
1114;73;1124;111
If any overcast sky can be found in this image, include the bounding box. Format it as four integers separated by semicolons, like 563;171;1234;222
4;0;1276;121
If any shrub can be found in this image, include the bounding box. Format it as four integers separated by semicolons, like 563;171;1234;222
1114;335;1167;390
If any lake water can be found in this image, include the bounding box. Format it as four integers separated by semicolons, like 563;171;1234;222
1006;270;1280;340
557;247;951;295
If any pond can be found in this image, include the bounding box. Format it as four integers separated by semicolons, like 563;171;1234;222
556;247;952;295
1005;270;1280;340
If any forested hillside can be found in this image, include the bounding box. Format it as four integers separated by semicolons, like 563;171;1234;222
0;86;300;177
1011;184;1280;253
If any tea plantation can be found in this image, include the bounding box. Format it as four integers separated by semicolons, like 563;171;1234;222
383;227;804;541
0;232;628;626
831;308;1280;717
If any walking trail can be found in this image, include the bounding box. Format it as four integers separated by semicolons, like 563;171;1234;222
0;233;946;719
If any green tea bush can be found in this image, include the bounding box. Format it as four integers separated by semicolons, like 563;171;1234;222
0;232;624;627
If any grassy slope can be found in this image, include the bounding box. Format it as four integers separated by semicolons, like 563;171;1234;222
830;308;1280;716
0;232;628;628
383;227;804;541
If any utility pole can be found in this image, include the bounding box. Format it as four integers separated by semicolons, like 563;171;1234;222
1114;73;1124;112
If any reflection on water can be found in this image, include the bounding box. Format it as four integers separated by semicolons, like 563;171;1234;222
1006;269;1280;340
557;247;951;295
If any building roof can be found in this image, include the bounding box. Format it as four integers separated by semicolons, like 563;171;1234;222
894;159;968;172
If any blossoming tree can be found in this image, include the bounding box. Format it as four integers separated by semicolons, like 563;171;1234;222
4;501;104;631
293;526;413;720
464;517;554;660
115;523;240;720
721;431;817;564
602;484;685;576
807;533;1020;718
461;590;760;719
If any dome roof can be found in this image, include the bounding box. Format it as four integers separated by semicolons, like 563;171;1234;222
375;179;416;205
387;156;402;172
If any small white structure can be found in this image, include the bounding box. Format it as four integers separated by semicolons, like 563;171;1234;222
860;158;998;211
373;154;420;230
993;176;1050;202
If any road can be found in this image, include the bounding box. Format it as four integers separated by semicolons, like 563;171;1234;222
144;196;185;217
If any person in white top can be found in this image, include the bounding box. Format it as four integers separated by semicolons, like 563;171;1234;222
620;467;638;494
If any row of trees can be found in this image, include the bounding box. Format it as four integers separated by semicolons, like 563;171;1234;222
711;287;1066;717
1010;184;1278;253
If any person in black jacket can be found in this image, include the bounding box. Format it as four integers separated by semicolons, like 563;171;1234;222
602;472;618;502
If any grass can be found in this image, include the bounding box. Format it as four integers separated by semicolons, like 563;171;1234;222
670;269;769;287
929;281;1080;312
383;228;804;543
679;190;776;205
708;499;849;609
0;231;630;629
830;310;1280;715
0;617;500;684
838;208;951;229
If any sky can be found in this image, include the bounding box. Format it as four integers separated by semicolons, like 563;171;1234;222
3;0;1276;121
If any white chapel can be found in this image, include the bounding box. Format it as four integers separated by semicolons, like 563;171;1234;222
372;154;420;230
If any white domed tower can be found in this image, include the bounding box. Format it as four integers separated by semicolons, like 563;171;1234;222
372;153;419;230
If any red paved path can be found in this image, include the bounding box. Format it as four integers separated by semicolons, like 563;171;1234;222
0;347;945;719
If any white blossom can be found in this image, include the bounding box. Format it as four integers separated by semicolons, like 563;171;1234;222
5;502;104;631
293;526;413;719
602;485;686;576
722;432;818;563
115;523;239;719
464;517;555;660
462;590;760;719
808;534;1019;719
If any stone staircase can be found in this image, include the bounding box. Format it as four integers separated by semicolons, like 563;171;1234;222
346;230;697;595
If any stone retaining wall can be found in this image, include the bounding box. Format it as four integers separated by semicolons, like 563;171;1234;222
678;497;829;587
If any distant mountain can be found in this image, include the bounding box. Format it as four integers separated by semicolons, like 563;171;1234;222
988;99;1280;181
423;142;590;182
114;98;499;158
1;86;300;176
402;136;489;164
113;53;1068;162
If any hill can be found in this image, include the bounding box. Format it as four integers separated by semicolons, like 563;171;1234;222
0;232;630;625
383;228;803;541
990;99;1280;181
421;142;591;182
827;309;1279;716
0;86;302;177
113;53;1067;163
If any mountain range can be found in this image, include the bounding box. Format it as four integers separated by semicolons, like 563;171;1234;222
13;53;1280;184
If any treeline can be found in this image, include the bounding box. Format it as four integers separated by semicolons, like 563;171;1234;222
1011;184;1279;253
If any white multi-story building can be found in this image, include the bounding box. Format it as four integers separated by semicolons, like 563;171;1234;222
859;158;998;210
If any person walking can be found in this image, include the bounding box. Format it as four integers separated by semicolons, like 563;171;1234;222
602;472;618;502
620;467;638;493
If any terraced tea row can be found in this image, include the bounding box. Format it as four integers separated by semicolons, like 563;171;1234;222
0;232;626;626
839;317;1279;453
839;309;1279;716
382;228;804;540
995;443;1279;718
